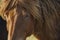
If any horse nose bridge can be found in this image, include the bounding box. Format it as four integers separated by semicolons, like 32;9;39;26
13;38;25;40
12;36;25;40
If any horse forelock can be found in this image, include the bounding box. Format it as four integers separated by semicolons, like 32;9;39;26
6;0;40;40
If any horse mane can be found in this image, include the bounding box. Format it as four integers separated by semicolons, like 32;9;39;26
0;0;60;40
34;0;60;40
15;0;60;40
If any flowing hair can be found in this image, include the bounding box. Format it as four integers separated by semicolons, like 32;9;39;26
0;0;60;40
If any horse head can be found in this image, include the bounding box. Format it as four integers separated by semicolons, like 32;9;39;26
0;0;60;40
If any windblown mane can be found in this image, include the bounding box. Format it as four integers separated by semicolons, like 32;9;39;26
0;0;60;40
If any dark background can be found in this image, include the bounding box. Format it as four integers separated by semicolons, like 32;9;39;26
0;16;8;40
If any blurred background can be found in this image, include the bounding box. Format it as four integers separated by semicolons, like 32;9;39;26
0;16;8;40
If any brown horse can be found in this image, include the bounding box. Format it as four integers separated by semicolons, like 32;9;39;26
0;0;60;40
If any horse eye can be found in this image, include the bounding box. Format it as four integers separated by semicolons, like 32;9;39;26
23;13;31;20
25;14;29;18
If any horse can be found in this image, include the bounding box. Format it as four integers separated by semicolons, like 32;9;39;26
0;0;60;40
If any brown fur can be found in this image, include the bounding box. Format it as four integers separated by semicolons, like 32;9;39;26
0;0;60;40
